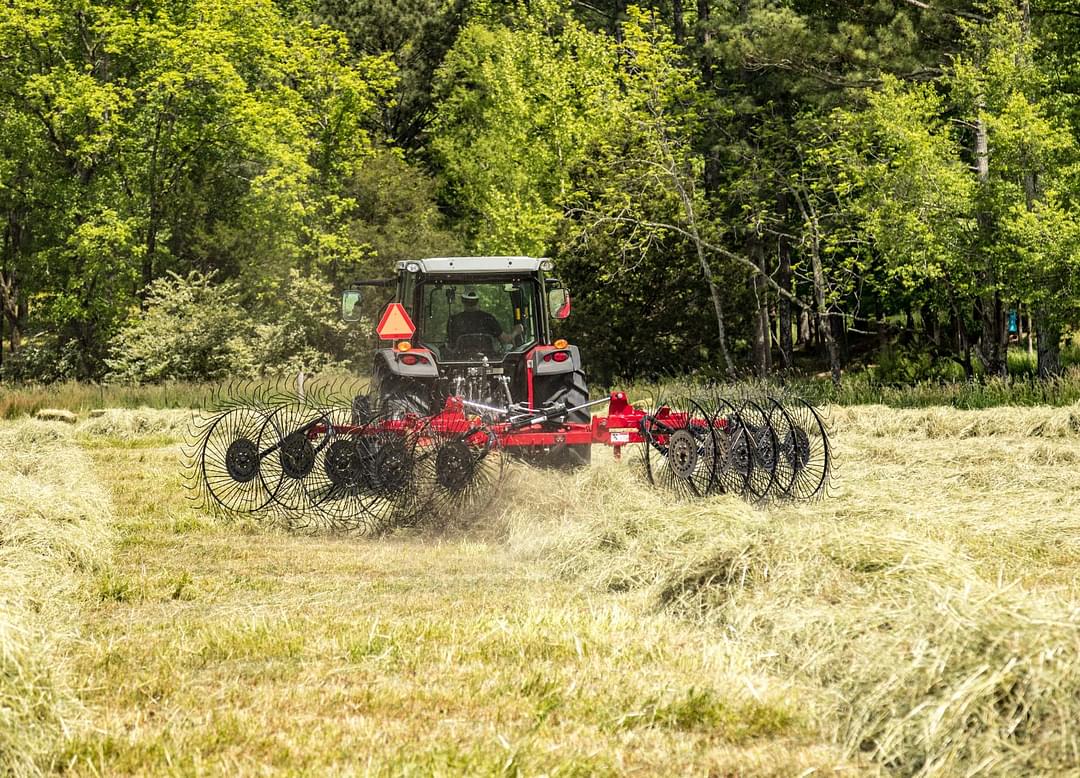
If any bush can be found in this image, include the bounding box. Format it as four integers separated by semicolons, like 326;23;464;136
872;343;964;384
251;270;362;375
106;271;257;383
0;333;86;383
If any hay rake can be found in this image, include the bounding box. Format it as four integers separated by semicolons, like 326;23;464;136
184;378;832;532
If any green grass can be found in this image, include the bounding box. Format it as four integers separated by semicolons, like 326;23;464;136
0;381;214;419
612;365;1080;409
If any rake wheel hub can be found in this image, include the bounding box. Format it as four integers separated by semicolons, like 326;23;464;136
436;440;474;492
372;440;410;494
225;438;259;483
784;427;810;472
325;439;363;488
280;432;316;480
667;428;698;480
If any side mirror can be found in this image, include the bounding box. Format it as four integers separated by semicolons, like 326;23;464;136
548;286;571;320
341;289;363;322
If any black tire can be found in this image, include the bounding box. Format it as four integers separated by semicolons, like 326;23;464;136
531;368;592;468
370;366;432;416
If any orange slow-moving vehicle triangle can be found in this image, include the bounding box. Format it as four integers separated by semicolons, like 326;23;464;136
375;303;416;340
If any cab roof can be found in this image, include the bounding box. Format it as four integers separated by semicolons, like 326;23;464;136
396;257;551;275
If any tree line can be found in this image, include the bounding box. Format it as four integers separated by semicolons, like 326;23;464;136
2;0;1078;385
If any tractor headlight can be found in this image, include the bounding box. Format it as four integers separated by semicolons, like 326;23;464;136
540;259;554;271
405;261;421;273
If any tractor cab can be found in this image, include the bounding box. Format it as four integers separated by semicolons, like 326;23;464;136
343;257;588;465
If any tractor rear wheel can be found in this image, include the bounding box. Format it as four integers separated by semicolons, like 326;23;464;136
531;368;592;468
370;368;432;417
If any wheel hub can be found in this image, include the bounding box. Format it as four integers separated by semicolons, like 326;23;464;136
667;428;698;480
435;440;474;492
784;427;810;472
279;431;316;479
372;440;410;494
324;439;363;488
225;438;258;483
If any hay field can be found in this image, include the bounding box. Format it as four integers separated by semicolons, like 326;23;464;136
2;404;1080;775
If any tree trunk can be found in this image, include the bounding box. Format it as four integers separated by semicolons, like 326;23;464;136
0;270;21;354
1035;309;1062;378
778;236;793;370
809;248;840;386
672;0;685;44
750;241;770;376
955;313;974;381
791;186;840;386
798;308;811;346
876;301;889;352
973;106;1008;377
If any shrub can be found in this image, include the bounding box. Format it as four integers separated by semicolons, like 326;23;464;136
106;271;257;383
251;270;362;375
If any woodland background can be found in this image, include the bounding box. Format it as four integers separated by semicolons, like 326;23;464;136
2;0;1079;387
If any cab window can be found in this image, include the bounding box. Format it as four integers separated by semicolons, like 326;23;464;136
417;278;537;359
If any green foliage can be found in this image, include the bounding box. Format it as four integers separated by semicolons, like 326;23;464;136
106;272;256;383
250;270;359;375
431;6;617;254
2;0;1080;386
872;343;965;385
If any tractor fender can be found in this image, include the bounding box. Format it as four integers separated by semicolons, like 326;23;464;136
375;348;440;378
531;344;581;375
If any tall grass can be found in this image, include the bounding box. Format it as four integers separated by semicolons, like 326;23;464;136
612;365;1080;409
0;420;114;775
0;381;214;419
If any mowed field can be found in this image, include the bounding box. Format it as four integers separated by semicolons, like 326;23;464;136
4;404;1080;776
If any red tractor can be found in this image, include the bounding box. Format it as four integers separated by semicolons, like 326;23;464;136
186;257;832;533
343;256;591;466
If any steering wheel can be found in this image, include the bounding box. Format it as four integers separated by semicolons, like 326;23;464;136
453;333;498;355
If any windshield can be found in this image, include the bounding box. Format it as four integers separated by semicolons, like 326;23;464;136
416;277;538;360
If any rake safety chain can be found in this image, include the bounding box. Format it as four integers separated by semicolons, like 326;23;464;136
184;378;833;534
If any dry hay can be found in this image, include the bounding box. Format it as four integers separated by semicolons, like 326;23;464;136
828;402;1080;439
500;404;1080;776
76;407;191;440
0;420;114;775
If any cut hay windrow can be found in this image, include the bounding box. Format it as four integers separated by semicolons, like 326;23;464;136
0;421;115;775
500;406;1080;776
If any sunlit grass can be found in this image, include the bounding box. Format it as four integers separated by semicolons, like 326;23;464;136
7;403;1080;774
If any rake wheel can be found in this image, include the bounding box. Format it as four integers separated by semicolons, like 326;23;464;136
763;397;799;502
780;398;832;501
342;414;427;532
257;402;337;532
197;405;277;515
640;397;716;498
709;397;752;499
733;399;779;505
414;415;505;525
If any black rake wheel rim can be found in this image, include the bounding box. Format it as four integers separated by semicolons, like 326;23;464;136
198;405;277;515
